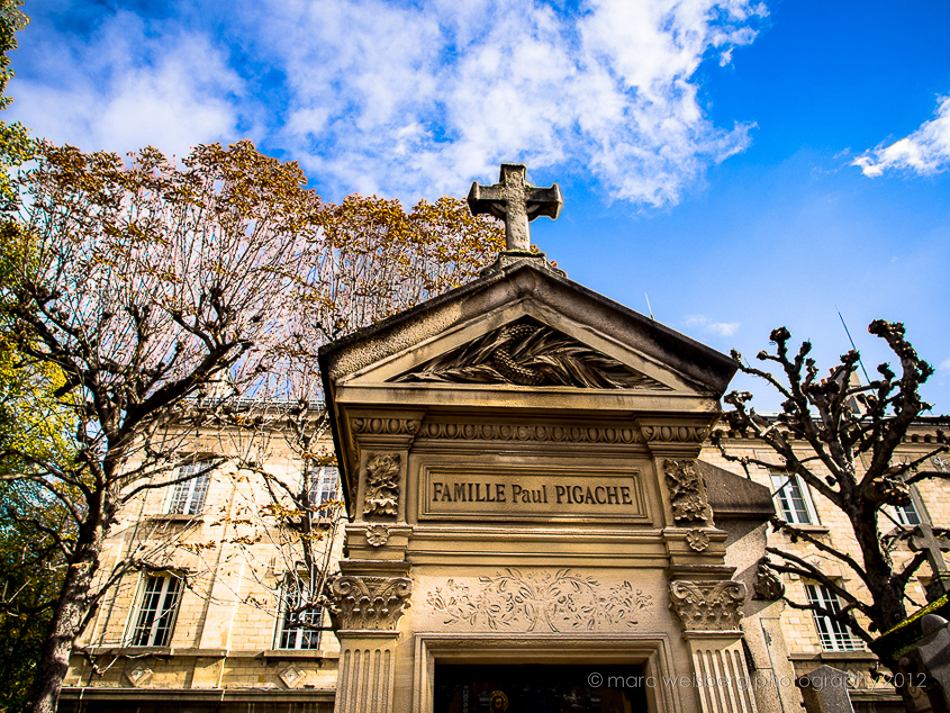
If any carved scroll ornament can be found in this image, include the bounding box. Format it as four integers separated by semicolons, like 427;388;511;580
326;575;413;631
363;453;400;517
393;321;669;390
664;459;710;524
669;580;746;632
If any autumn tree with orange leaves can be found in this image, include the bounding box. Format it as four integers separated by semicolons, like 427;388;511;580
0;138;502;713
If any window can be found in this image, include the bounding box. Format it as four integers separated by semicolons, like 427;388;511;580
894;499;921;527
167;461;211;515
770;471;818;525
804;583;861;652
276;576;323;650
129;574;181;647
310;466;340;510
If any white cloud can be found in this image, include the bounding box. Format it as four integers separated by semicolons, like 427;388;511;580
684;315;741;337
233;0;767;203
939;357;950;373
8;10;243;157
853;95;950;178
10;0;767;205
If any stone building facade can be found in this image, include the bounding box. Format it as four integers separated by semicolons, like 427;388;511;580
60;423;345;712
58;413;949;712
59;167;949;712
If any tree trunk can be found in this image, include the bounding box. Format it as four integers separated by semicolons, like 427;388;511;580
25;537;101;713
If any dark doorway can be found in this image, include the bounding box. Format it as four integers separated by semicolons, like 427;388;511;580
434;663;649;713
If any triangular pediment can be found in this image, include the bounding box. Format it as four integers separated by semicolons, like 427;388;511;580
391;317;670;390
321;259;737;404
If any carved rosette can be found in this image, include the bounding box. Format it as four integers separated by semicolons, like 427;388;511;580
365;524;390;548
363;453;400;517
417;422;643;445
326;575;413;631
669;580;746;632
641;425;709;444
664;459;710;524
686;529;710;552
350;417;421;438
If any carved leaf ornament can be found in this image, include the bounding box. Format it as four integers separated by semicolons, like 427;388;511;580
426;568;652;632
327;575;413;631
669;580;745;631
394;320;669;389
363;454;400;517
664;459;710;524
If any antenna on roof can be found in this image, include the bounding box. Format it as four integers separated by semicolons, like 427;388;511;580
837;307;871;384
645;293;655;321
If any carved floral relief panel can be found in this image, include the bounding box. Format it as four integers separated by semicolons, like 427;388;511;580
424;568;654;633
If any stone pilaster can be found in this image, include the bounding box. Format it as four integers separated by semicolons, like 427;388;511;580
670;579;759;713
639;417;721;567
327;561;412;713
347;409;424;526
683;634;759;713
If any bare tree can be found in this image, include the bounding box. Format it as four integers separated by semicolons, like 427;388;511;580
208;192;505;645
1;139;504;712
713;322;948;672
1;140;322;713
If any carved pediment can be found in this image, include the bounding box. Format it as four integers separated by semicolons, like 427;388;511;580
392;319;670;390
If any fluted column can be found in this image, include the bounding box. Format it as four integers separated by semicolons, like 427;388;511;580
327;562;412;713
670;580;759;713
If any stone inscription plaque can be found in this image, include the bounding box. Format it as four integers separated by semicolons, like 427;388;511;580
419;465;647;523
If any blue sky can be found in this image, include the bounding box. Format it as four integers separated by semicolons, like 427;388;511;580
7;0;950;412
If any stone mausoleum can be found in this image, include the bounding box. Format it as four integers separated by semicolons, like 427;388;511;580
62;164;949;713
317;164;778;713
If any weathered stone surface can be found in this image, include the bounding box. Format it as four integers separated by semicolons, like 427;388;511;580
467;163;562;252
796;665;855;713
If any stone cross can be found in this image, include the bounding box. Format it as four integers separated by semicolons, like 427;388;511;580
908;482;950;601
468;163;563;252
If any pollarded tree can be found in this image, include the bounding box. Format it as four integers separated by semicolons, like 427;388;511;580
714;322;948;673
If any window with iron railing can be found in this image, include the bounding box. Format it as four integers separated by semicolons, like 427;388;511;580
804;583;861;652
